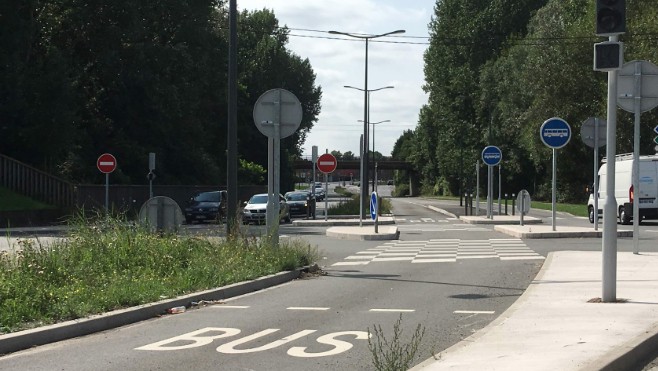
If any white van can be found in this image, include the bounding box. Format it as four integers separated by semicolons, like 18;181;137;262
588;153;658;224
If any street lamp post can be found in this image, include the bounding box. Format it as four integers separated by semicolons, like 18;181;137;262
359;119;390;193
344;84;395;215
330;29;405;219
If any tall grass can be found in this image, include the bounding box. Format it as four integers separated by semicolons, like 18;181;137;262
0;214;317;333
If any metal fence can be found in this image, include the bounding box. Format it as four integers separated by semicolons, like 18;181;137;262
0;153;75;207
1;153;266;217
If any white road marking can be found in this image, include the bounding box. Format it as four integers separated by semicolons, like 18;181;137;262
213;305;250;309
369;309;415;313
287;307;330;311
454;310;495;314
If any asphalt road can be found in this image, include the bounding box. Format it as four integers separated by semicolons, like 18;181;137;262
2;194;658;370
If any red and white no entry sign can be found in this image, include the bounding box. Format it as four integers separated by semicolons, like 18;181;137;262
97;153;117;174
317;153;337;174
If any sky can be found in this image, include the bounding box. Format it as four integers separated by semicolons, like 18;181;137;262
238;0;436;158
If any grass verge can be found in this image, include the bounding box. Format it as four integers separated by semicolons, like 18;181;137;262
0;214;318;334
328;193;392;215
0;187;55;211
531;201;588;217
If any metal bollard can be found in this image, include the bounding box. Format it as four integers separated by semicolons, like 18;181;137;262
505;193;508;215
464;193;469;215
469;194;474;215
512;193;516;216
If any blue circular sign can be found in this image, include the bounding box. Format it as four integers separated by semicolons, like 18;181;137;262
540;117;571;149
481;146;502;166
370;192;378;220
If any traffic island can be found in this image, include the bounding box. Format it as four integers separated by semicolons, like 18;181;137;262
494;224;633;239
460;215;543;225
326;226;400;241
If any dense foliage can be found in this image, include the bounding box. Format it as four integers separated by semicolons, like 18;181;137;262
0;1;321;191
393;0;658;202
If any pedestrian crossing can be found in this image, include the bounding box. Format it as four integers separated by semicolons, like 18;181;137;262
331;238;544;266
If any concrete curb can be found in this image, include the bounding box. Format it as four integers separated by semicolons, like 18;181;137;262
461;216;543;225
493;225;634;239
326;226;400;241
293;217;396;227
593;322;658;371
426;205;458;219
0;267;311;356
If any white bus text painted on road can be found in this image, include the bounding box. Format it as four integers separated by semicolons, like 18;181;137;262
135;327;370;358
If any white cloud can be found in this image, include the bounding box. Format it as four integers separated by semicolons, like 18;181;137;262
238;0;434;157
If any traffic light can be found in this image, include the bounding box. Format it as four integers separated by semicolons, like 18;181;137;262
596;0;626;36
593;41;623;71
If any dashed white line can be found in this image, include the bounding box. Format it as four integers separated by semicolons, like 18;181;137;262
213;305;250;309
287;307;330;311
369;309;415;313
454;310;495;314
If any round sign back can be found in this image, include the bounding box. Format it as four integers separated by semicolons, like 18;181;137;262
580;117;606;148
253;88;303;139
540;117;571;149
97;153;117;174
617;60;658;113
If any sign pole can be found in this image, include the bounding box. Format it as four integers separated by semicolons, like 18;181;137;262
324;171;328;221
488;165;493;219
552;148;557;231
498;165;502;216
540;118;571;232
475;160;480;216
594;118;599;231
632;61;641;254
105;173;109;214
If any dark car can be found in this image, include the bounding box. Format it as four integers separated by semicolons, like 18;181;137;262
184;190;227;224
285;191;311;216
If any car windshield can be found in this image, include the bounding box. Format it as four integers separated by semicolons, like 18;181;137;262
286;193;307;201
248;195;269;204
193;192;219;202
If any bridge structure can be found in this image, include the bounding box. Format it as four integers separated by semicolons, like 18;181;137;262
291;158;418;196
291;159;413;171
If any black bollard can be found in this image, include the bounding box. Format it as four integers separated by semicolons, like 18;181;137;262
512;194;516;216
505;193;508;215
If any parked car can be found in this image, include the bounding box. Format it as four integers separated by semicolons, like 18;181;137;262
242;193;291;224
285;191;312;216
184;190;227;224
313;184;325;201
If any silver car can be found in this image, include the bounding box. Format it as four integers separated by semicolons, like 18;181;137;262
241;193;291;224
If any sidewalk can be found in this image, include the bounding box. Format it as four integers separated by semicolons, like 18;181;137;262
411;251;658;371
408;198;658;370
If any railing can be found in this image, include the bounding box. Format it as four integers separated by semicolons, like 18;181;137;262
0;153;75;208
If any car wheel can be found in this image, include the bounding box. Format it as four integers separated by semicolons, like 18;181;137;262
619;206;631;225
588;207;595;224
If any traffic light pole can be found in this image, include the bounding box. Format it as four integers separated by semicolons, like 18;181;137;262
602;35;619;303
